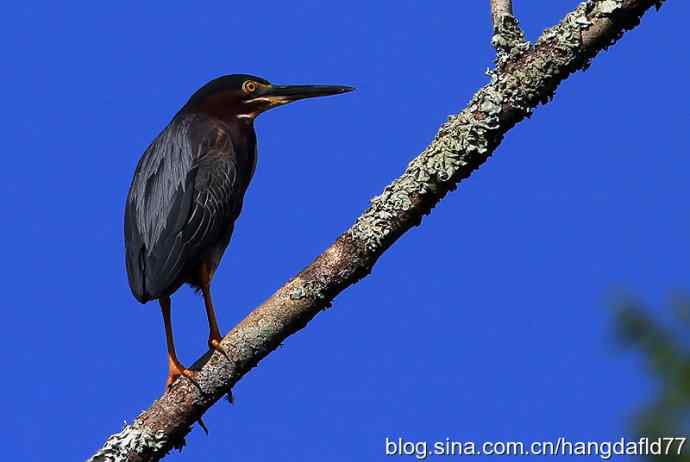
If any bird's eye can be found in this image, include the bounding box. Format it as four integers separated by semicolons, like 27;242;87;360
243;81;257;94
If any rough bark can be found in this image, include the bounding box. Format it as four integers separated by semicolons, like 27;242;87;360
490;0;514;20
88;1;668;460
489;0;529;67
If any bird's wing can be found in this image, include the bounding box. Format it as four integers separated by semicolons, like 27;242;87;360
124;114;239;302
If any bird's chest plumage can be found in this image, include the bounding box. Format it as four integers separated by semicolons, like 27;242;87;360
197;119;257;278
223;118;257;192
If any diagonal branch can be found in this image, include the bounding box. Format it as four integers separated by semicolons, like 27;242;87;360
88;1;667;460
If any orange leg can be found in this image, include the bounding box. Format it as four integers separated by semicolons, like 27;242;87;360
160;296;196;390
199;264;227;358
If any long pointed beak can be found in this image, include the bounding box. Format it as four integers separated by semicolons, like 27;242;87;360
263;84;354;103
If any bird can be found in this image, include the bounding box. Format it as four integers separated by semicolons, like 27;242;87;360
124;74;352;389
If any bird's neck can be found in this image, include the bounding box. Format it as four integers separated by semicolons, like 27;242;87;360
225;117;258;189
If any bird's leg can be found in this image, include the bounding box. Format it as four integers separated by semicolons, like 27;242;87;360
199;264;228;359
160;296;196;390
202;285;228;358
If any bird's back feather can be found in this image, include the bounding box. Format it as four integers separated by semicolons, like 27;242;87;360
124;114;241;302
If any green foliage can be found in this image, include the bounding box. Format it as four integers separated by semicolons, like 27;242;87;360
615;297;690;462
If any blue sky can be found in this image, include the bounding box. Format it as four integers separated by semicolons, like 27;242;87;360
2;1;688;461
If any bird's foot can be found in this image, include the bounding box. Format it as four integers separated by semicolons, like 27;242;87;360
208;337;229;361
166;363;198;391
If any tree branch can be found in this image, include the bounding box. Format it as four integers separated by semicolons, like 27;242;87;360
88;1;668;460
490;0;514;20
489;0;528;67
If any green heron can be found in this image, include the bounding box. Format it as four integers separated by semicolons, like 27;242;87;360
124;74;352;389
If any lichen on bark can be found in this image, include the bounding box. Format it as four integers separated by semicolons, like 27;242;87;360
87;423;172;462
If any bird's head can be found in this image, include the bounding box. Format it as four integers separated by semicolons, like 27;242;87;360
182;74;353;120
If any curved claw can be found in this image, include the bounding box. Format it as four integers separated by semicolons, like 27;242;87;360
166;364;198;391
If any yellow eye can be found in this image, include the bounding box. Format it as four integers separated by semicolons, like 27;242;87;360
243;81;257;94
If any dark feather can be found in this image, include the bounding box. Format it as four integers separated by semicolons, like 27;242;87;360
124;114;241;302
